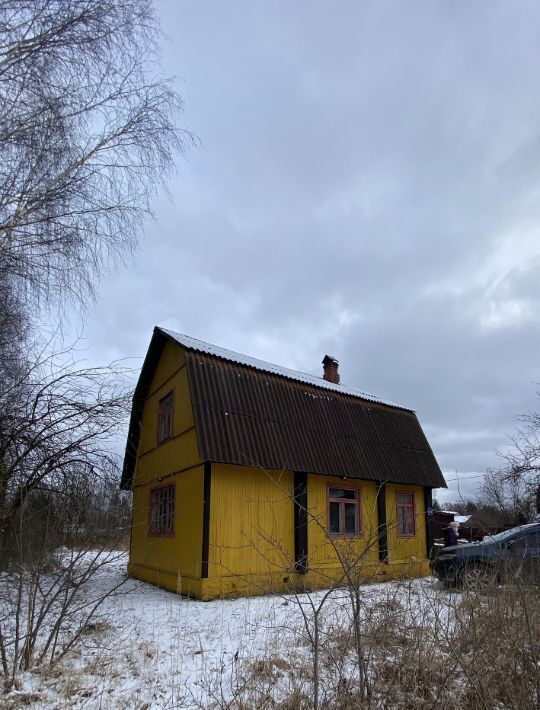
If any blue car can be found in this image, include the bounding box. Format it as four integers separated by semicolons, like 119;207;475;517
430;523;540;588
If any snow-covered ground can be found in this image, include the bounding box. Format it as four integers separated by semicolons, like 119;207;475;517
3;555;458;709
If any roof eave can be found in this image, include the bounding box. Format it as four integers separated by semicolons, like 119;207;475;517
120;327;169;489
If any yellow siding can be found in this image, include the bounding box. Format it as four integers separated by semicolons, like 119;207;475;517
135;429;200;487
208;465;295;586
302;477;426;585
139;343;192;456
385;483;427;564
126;337;430;599
307;475;380;575
130;464;204;592
128;341;204;595
152;339;185;393
202;469;429;599
135;341;200;487
305;479;428;587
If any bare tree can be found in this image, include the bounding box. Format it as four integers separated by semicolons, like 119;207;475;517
0;0;189;546
0;343;133;564
0;341;135;691
0;0;191;311
492;394;540;519
480;468;536;525
0;2;192;691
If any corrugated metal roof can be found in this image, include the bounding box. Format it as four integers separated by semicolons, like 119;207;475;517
121;327;447;490
185;350;446;489
161;328;406;410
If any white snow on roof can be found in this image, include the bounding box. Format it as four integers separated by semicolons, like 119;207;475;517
439;512;471;524
160;328;408;410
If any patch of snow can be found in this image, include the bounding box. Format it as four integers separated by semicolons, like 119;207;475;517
4;554;459;709
160;328;408;410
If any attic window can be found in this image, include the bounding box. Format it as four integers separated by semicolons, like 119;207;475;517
397;492;416;537
328;486;361;535
157;391;173;444
148;484;175;536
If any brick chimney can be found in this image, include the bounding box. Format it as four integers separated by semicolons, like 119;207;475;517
322;355;340;384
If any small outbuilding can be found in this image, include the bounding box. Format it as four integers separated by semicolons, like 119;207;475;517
122;327;446;599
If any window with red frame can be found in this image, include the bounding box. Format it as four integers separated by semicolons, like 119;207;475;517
149;484;175;536
328;486;360;535
157;391;173;444
397;492;415;536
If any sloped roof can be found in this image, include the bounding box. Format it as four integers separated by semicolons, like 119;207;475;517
121;327;446;490
455;515;471;524
161;329;403;408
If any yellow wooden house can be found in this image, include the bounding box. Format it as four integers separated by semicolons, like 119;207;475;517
122;327;446;600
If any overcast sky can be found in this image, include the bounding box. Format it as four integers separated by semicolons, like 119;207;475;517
73;1;540;504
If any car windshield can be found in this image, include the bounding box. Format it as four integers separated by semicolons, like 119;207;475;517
481;524;537;544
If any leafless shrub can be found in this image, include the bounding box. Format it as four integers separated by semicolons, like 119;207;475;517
198;653;312;710
448;583;539;709
192;575;539;710
0;540;129;692
0;343;133;565
323;578;539;709
175;467;539;709
0;338;135;693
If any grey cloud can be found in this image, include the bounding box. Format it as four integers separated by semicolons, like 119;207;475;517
75;1;540;503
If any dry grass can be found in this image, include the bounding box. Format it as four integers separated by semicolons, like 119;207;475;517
2;569;537;709
198;578;539;709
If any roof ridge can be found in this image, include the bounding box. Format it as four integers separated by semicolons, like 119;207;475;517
158;326;410;411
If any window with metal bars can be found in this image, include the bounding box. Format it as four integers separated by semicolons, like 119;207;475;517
148;484;175;536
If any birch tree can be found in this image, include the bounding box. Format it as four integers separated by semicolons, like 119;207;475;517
0;0;189;309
